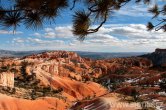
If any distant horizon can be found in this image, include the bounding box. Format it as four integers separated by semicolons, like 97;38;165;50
0;48;152;53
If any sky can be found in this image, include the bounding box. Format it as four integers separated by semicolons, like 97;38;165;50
0;0;165;52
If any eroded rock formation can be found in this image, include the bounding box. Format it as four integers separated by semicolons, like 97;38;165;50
0;72;14;88
0;50;165;110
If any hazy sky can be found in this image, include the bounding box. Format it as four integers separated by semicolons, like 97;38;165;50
0;0;165;52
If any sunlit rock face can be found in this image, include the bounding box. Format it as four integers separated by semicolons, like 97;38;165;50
0;72;14;88
40;62;59;75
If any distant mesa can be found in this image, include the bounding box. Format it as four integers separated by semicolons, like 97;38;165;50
155;48;166;53
141;48;166;67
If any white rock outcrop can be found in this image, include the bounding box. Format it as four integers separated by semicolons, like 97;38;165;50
0;72;14;88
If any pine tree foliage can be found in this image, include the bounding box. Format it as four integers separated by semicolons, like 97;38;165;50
0;0;165;40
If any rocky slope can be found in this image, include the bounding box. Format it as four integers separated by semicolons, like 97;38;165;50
0;93;67;110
